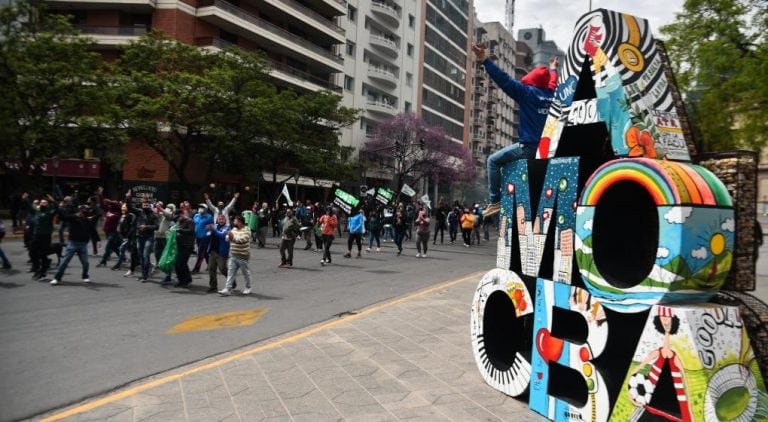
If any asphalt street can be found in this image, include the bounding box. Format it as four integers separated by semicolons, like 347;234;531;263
0;233;497;422
2;222;767;422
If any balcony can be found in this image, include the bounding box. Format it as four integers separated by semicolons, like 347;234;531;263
269;59;342;93
74;25;146;47
366;100;397;116
370;2;400;28
367;66;398;88
369;34;399;57
195;38;341;93
302;0;346;16
262;0;345;44
197;0;343;73
474;86;486;95
46;0;155;11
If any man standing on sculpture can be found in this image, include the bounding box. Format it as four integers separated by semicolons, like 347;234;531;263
472;44;558;218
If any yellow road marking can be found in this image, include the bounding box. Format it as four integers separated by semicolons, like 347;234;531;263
166;308;269;334
40;271;484;422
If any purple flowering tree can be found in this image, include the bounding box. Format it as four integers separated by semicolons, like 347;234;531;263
361;113;475;195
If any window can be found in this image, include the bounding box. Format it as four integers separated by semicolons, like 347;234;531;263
408;14;415;28
407;43;414;57
348;5;356;22
346;40;355;56
406;72;413;87
405;102;412;113
344;75;354;91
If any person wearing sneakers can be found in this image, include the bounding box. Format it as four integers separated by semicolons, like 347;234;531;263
279;207;300;268
414;206;431;258
366;209;382;252
207;214;230;293
219;215;252;296
472;43;558;218
318;207;338;266
344;207;365;259
461;207;475;247
50;205;94;285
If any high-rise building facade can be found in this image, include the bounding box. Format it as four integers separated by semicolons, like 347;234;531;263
517;27;564;68
417;0;473;144
44;0;347;94
338;0;421;154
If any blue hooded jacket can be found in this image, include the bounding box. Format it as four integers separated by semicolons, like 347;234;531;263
483;59;554;144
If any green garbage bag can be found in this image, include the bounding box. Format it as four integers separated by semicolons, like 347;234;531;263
157;225;178;273
242;210;257;231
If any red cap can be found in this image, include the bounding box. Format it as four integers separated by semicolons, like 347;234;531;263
521;66;551;89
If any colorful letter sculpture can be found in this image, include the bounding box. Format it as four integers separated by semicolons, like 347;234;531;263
469;7;767;422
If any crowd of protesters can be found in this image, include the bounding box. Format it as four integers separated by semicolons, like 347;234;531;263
0;188;496;296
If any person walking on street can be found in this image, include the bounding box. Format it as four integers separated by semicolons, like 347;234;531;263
113;202;138;275
191;203;213;273
207;214;230;293
447;206;460;243
472;203;483;245
311;203;323;252
381;205;394;242
219;215;253;296
366;210;382;252
97;189;121;268
344;208;365;258
126;190;159;282
204;192;238;225
461;207;475;247
256;202;269;248
50;204;94;285
22;193;58;280
279;207;300;268
433;202;448;245
153;202;175;271
319;207;338;266
172;209;195;287
393;209;407;256
414;206;431;258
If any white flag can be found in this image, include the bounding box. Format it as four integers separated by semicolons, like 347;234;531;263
365;188;376;196
420;194;431;209
401;183;416;197
281;184;293;206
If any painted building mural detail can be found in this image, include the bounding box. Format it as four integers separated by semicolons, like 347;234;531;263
470;7;767;422
538;10;690;162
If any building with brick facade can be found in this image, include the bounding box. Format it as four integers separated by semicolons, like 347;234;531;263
42;0;347;202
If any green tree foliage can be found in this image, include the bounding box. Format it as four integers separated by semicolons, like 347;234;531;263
660;0;767;152
0;0;122;191
117;32;359;195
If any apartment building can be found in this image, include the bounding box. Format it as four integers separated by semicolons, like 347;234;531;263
44;0;347;94
338;0;421;154
517;27;564;68
417;0;473;144
469;19;519;182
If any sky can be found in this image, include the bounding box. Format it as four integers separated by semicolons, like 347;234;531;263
473;0;685;51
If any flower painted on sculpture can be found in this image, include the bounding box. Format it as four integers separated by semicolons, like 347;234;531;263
628;373;654;405
545;187;553;198
506;182;515;195
626;126;657;158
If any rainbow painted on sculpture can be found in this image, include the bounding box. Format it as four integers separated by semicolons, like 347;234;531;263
581;158;732;207
576;158;735;312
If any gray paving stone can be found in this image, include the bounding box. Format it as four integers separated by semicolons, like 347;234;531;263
62;403;134;422
133;404;186;422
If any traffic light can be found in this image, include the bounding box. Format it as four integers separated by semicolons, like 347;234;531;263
419;138;425;150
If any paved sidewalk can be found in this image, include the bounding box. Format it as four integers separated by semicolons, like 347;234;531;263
36;273;543;422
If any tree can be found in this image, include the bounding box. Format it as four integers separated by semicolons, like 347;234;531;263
115;32;273;197
361;113;475;195
0;0;123;193
660;0;767;152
